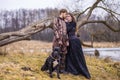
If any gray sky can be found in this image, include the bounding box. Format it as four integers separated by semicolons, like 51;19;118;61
0;0;95;10
0;0;60;10
0;0;119;17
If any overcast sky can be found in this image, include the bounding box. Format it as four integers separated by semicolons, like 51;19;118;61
0;0;59;10
0;0;119;17
0;0;95;10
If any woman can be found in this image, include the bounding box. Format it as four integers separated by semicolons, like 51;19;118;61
65;13;91;79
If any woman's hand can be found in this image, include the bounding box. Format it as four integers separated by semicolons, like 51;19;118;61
76;32;80;37
62;34;67;41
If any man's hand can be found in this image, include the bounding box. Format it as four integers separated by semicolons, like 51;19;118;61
58;40;63;45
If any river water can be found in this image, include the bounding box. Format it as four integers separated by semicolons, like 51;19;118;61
83;48;120;61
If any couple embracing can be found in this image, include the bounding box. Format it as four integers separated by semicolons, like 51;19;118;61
42;9;91;79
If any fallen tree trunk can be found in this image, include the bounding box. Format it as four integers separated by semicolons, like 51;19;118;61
0;17;53;46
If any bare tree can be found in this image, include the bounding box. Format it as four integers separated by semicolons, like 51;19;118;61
73;0;120;47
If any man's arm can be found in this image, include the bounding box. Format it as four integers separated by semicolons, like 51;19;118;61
53;18;63;45
53;18;59;39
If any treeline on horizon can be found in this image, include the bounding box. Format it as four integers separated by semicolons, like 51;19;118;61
0;8;120;42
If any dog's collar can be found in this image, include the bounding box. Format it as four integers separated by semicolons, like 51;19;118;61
50;54;59;61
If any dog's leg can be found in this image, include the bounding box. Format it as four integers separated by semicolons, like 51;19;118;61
57;65;60;79
49;61;53;78
57;60;61;79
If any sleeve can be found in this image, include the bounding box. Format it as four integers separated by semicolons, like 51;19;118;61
53;18;60;39
62;21;67;36
74;22;77;28
67;24;73;33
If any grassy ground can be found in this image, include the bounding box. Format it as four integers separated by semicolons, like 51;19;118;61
0;53;119;80
0;40;120;80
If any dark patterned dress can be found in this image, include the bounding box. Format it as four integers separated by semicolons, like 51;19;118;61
65;21;91;79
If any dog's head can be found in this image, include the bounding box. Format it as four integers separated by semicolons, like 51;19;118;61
52;47;61;59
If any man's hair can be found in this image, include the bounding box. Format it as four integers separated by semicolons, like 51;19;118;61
60;9;67;14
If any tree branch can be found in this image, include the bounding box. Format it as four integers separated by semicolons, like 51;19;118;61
85;20;120;32
79;39;93;47
76;0;102;29
86;0;102;20
97;6;120;16
75;7;91;21
96;6;120;22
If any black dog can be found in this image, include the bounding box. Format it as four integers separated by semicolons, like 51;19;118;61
41;47;61;79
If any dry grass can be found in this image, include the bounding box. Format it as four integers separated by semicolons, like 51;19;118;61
0;53;119;80
0;40;119;80
1;41;120;52
0;40;52;55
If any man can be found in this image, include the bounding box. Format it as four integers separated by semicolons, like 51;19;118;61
52;9;69;73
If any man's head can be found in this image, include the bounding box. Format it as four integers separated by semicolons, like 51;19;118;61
59;9;67;19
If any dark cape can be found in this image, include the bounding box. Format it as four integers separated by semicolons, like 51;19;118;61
65;21;91;79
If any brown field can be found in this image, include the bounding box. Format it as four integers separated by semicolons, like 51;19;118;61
84;42;120;48
0;40;53;55
1;40;120;50
0;40;120;55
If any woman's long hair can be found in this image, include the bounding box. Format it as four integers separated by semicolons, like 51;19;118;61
67;13;76;22
67;13;78;33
